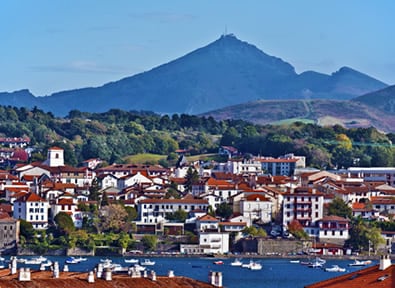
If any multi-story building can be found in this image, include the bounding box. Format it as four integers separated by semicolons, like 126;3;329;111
282;187;324;236
13;192;49;229
0;212;19;253
138;198;209;224
240;194;272;225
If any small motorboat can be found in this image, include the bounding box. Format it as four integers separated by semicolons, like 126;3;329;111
213;260;224;265
289;260;300;264
140;259;155;266
124;258;139;264
348;259;372;266
325;265;346;272
230;259;243;266
249;261;262;270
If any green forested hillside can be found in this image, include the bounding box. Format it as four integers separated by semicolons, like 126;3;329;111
0;106;394;169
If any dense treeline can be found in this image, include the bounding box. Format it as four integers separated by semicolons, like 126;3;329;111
0;105;394;169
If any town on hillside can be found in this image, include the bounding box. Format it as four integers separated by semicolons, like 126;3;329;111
0;142;394;258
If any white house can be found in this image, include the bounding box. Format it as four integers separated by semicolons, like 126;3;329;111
317;215;350;242
199;231;229;254
13;192;49;229
196;214;219;232
240;194;272;226
118;172;153;190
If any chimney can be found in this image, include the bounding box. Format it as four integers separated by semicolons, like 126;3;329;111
103;267;112;281
63;264;69;272
53;261;59;278
10;257;17;274
168;270;174;277
150;270;157;281
209;271;223;287
18;267;31;281
379;255;392;270
87;271;95;283
96;263;103;278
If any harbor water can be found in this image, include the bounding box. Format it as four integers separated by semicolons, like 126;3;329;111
4;255;376;288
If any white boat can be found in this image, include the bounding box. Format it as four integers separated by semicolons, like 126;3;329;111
65;257;81;264
289;260;300;264
140;259;155;265
74;256;87;262
230;258;243;266
325;265;346;272
24;256;47;265
100;258;112;263
348;259;372;266
249;261;262;270
124;258;139;264
308;259;324;268
242;260;261;270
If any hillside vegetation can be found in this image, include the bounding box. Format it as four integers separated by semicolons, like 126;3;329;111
201;99;395;133
1;106;395;169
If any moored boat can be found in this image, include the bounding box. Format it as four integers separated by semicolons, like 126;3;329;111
230;258;243;266
213;260;224;265
140;259;155;266
124;258;139;264
325;265;346;272
348;259;372;266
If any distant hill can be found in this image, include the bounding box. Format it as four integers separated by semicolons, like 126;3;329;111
200;98;395;133
352;85;395;114
0;34;388;116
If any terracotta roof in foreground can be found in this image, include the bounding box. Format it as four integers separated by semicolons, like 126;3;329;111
305;263;394;288
0;270;215;288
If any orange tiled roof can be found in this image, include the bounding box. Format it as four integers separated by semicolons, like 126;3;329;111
305;263;394;288
198;214;218;222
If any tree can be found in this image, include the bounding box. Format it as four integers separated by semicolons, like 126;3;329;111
54;212;75;235
347;218;385;253
89;178;101;201
20;219;35;239
288;219;309;240
100;204;129;232
327;197;352;219
125;206;138;222
166;209;187;222
141;235;158;251
184;167;199;192
216;202;233;220
242;226;267;237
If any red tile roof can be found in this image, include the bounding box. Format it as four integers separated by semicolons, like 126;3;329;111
305;263;394;288
198;214;218;222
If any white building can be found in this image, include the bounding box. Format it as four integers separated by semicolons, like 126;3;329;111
240;194;272;226
42;146;64;167
13;192;49;229
138;198;209;224
226;159;262;175
317;216;350;242
199;231;229;254
282;188;324;236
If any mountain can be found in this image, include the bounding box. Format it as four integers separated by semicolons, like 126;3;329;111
0;34;388;116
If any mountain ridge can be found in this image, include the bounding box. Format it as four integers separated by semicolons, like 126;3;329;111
0;34;388;116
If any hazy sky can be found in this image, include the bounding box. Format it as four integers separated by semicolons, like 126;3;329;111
1;0;394;95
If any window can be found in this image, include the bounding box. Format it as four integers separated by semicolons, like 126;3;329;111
332;231;335;236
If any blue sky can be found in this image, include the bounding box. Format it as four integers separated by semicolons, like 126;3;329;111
1;0;394;96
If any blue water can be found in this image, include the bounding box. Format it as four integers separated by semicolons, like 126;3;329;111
5;255;375;288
